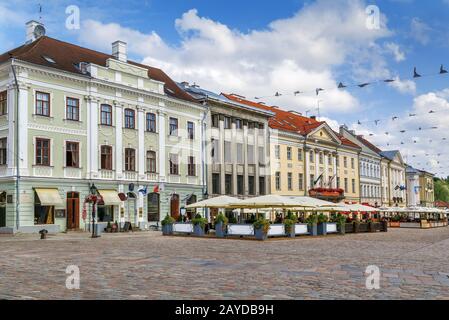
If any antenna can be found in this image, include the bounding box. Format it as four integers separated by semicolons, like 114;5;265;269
38;4;43;23
317;99;323;120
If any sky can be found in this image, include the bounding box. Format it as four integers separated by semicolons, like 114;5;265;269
1;0;449;177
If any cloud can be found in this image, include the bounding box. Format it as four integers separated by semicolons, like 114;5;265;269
410;17;432;45
77;0;396;115
387;77;416;95
384;42;406;62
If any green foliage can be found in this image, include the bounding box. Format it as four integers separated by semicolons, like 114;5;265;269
228;215;237;224
215;213;228;225
305;214;318;226
284;218;296;233
161;214;175;226
253;218;271;234
333;214;347;226
317;213;329;224
192;215;208;229
434;178;449;202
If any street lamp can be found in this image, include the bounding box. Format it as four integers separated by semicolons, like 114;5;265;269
89;183;100;238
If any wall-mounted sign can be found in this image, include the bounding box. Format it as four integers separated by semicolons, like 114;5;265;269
120;207;125;217
180;207;186;216
139;207;143;217
7;195;13;204
55;209;66;218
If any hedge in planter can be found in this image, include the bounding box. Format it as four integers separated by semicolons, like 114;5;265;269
317;213;329;235
334;214;347;235
161;214;175;235
253;218;270;240
284;218;297;238
306;214;318;236
214;213;228;238
192;214;208;236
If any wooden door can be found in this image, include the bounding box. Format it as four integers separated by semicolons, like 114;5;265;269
170;194;180;220
67;192;80;230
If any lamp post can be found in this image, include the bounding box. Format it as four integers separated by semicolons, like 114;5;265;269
89;183;100;238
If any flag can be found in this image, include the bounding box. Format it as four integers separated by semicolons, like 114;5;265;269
153;185;159;193
328;174;336;187
314;173;324;186
139;186;148;196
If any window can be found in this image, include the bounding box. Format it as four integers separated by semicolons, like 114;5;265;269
188;156;196;176
146;151;156;173
211;114;219;128
275;172;281;191
288;172;293;190
352;179;356;193
169;153;179;175
146;113;156;132
100;104;112;126
235;118;243;129
187;121;195;140
0;91;7;116
212;173;220;194
298;148;303;161
336;155;340;167
309;150;314;163
101;146;112;170
237;175;244;195
259;177;266;195
328;155;332;165
36;92;50;116
310;174;315;187
258;147;265;166
225;174;232;195
169;117;178;136
66;97;79;121
247;145;255;165
344;178;348;192
248;176;255;195
124;148;136;171
287;147;292;160
343;157;348;168
224;116;231;129
35;138;50;166
319;153;324;164
351;158;355;169
337;177;340;188
65;142;79;168
224;141;232;163
211;139;220;163
124;109;135;129
237;143;243;164
0;138;6;165
275;145;280;159
298;173;304;190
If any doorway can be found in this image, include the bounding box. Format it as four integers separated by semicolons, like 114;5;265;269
66;192;80;230
147;192;160;222
170;194;180;220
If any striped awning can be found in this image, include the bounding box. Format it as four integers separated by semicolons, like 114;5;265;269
97;190;122;205
35;188;63;206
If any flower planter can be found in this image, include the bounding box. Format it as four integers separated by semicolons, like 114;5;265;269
285;226;295;238
317;223;327;236
215;222;226;238
254;227;268;241
368;222;376;232
344;223;354;233
353;222;360;233
193;224;205;236
338;223;346;235
389;221;400;228
162;224;173;235
380;220;388;232
308;224;318;236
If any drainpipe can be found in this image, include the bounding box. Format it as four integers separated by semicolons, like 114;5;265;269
11;60;20;231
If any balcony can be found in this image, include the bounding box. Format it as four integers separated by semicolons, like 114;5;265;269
99;170;115;180
124;171;137;181
33;166;53;177
146;172;159;181
64;167;82;179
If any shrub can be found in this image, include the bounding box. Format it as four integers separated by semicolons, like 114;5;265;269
192;215;208;229
215;213;229;231
161;214;175;226
334;213;347;226
253;218;271;234
317;213;329;224
284;218;296;234
305;214;318;225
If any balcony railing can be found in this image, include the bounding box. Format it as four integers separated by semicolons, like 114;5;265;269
99;170;115;180
124;171;137;181
146;172;159;181
64;167;82;179
33;166;53;177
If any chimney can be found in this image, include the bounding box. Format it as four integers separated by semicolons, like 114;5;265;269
339;124;348;135
26;20;45;44
112;40;127;62
310;116;316;120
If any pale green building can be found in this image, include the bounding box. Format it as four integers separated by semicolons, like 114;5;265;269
0;21;206;233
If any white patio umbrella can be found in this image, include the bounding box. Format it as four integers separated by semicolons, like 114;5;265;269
229;195;311;209
345;203;379;212
186;195;241;209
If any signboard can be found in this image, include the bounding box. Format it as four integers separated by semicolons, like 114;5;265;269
180;207;186;216
139;207;143;218
120;207;125;218
55;209;66;218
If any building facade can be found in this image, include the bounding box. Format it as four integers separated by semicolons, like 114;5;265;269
340;127;382;207
223;94;361;203
406;166;435;207
380;151;407;207
0;21;205;233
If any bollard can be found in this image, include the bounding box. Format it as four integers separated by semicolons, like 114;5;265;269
39;229;48;239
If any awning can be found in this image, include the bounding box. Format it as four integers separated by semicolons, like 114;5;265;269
35;188;63;206
98;190;122;205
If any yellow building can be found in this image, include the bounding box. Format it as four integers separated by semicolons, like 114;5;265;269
224;95;361;203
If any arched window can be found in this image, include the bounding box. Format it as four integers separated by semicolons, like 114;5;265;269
124;109;135;129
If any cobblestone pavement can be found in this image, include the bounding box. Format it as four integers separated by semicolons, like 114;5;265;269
1;228;449;300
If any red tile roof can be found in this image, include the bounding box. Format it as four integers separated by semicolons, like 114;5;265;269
0;36;196;103
357;135;382;153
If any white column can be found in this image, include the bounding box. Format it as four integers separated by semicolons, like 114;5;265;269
115;102;123;179
158;110;166;179
332;154;337;188
305;149;310;190
254;126;260;195
324;152;329;187
315;150;319;178
17;85;28;176
7;86;15;173
137;107;145;179
87;96;99;178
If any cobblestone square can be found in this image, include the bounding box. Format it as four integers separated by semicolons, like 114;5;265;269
1;228;449;300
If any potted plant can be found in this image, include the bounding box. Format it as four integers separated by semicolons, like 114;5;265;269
353;218;361;233
192;214;208;236
306;214;318;236
284;217;297;238
317;213;329;235
161;214;175;235
335;214;347;235
214;213;228;238
253;218;271;240
105;221;112;233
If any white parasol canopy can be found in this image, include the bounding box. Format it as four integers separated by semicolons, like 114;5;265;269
229;195;312;209
186;195;241;209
